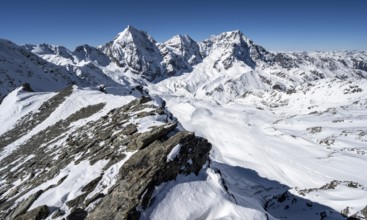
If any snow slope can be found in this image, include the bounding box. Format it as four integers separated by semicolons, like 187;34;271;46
149;76;367;219
141;27;367;220
25;43;141;96
0;88;55;136
0;39;87;101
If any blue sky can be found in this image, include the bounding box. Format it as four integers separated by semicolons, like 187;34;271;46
1;0;366;51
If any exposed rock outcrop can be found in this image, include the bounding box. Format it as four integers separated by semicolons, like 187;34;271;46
0;89;212;220
87;131;211;220
0;86;73;150
8;190;44;220
14;205;48;220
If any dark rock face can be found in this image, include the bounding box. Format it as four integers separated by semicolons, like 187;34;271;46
361;205;367;218
126;123;177;151
274;53;299;69
87;131;211;220
8;190;44;219
272;83;286;92
14;205;49;220
21;83;34;92
353;60;367;72
67;208;88;220
307;126;322;134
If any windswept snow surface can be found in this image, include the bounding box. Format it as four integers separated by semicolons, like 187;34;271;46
0;88;55;136
149;76;367;219
142;168;269;220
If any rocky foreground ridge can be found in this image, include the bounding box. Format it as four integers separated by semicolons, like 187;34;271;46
0;86;211;219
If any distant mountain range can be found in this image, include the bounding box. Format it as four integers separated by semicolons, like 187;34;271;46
1;25;366;101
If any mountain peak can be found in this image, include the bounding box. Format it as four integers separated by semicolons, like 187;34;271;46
113;25;156;46
100;25;163;81
125;25;140;34
218;29;248;42
165;34;196;47
226;29;243;35
174;34;192;41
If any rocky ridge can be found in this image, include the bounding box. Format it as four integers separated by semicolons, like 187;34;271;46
0;87;211;220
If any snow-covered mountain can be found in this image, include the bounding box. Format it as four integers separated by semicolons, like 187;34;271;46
157;30;367;103
24;43;143;96
159;34;202;76
24;26;367;103
1;26;367;219
0;39;89;102
99;25;165;82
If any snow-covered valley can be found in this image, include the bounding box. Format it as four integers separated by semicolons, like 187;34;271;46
0;26;366;219
150;76;367;219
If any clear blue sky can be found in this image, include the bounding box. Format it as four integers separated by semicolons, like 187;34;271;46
1;0;366;51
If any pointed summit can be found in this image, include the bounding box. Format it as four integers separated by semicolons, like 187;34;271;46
199;29;270;68
164;34;197;50
126;24;136;31
100;26;163;81
170;34;193;42
119;25;142;36
159;34;202;75
113;25;156;47
73;44;111;66
213;29;250;45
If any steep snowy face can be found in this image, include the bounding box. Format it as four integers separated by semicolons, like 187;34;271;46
24;43;75;66
155;30;367;103
159;34;202;76
163;34;202;65
25;43;111;67
153;31;276;103
26;43;137;92
199;30;272;69
73;44;111;67
100;26;164;81
0;39;86;101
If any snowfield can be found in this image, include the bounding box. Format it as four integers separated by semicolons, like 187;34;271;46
148;76;367;219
